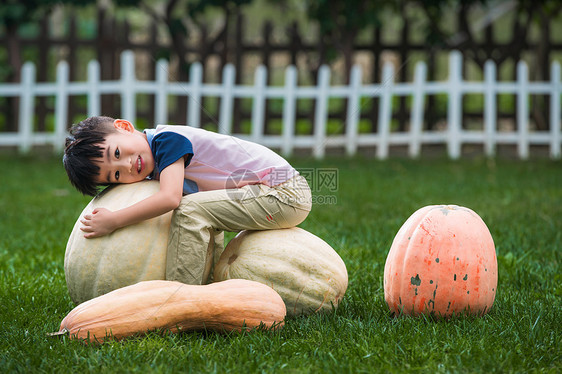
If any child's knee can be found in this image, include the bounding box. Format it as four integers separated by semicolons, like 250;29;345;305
275;205;310;228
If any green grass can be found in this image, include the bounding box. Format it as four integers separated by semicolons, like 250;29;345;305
0;154;560;373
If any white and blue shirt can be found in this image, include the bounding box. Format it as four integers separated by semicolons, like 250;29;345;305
144;125;297;195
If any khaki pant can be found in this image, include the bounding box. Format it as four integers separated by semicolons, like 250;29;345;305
166;175;312;284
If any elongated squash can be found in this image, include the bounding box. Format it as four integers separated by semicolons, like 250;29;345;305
214;228;348;317
53;279;286;343
384;205;497;317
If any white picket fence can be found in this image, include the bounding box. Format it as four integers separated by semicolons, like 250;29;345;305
0;50;561;159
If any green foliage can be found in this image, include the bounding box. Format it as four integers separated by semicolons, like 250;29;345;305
113;0;142;7
109;0;254;75
299;0;395;63
188;0;253;18
305;0;388;34
0;0;95;26
0;155;561;372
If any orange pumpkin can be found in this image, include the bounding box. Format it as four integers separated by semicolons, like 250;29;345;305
384;205;497;317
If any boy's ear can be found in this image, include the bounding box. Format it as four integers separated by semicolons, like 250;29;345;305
113;119;134;133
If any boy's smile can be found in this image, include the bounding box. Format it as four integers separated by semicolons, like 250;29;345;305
94;123;155;184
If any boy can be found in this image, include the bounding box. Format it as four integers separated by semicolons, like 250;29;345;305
63;116;311;284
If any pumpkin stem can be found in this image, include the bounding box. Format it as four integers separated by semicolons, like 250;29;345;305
47;328;69;337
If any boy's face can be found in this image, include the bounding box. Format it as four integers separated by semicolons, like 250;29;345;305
93;122;155;184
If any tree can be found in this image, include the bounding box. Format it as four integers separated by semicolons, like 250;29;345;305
413;0;562;69
413;0;562;130
0;0;96;82
299;0;396;82
114;0;253;81
0;0;96;131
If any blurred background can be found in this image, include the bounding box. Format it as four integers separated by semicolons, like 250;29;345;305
1;0;561;154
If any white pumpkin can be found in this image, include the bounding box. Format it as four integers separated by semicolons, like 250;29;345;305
214;227;348;317
64;181;172;305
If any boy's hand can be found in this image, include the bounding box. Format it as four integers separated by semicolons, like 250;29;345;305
80;208;119;238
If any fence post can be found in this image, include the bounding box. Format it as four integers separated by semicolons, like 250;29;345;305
121;51;136;122
409;61;426;157
345;65;361;156
219;64;235;134
550;61;561;159
54;61;69;152
377;62;394;159
484;60;497;157
313;65;330;159
18;62;35;154
87;60;101;117
188;62;203;128
155;59;169;126
517;61;529;160
281;65;297;157
447;51;463;159
251;65;267;143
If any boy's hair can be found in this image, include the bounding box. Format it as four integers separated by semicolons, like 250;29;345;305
63;116;117;196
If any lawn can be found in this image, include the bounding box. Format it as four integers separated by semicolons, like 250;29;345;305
0;154;560;373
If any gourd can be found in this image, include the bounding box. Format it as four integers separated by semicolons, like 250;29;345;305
384;205;497;317
64;181;172;305
52;279;286;343
214;227;348;317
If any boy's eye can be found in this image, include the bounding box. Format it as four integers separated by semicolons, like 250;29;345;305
115;148;120;159
115;171;120;181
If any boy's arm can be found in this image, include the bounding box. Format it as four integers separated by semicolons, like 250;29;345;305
80;158;185;238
